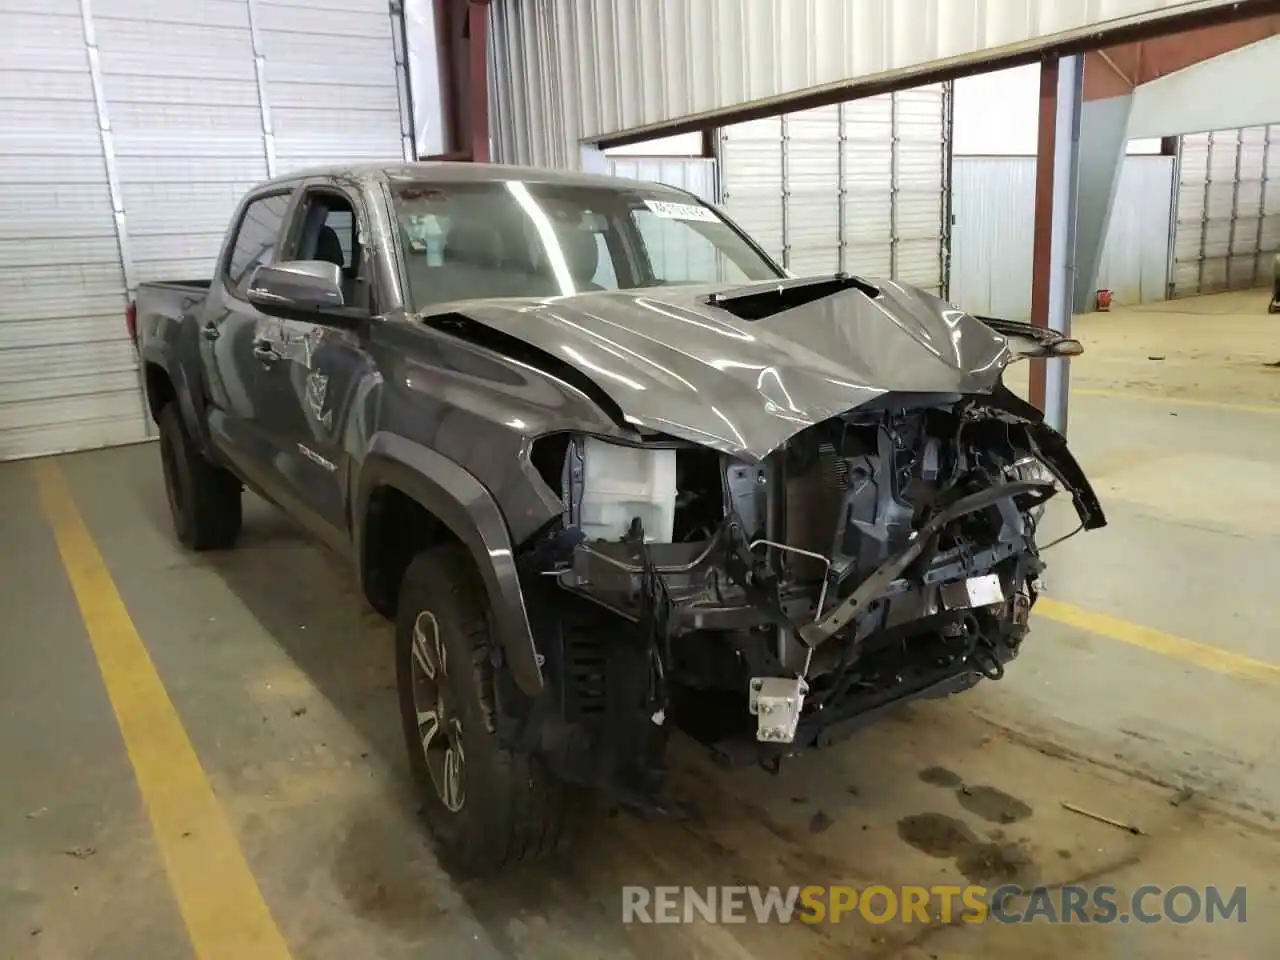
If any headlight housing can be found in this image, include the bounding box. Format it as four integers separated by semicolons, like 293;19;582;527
1007;455;1056;525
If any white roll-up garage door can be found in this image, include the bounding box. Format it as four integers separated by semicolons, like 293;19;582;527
0;0;412;461
1170;125;1280;299
719;84;951;296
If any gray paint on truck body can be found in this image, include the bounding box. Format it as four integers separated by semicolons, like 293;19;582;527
134;162;1097;701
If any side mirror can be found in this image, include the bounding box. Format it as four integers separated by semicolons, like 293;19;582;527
246;260;364;327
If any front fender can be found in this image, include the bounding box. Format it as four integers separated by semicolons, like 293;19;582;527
355;433;543;697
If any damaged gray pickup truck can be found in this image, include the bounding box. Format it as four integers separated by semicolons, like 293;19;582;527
133;162;1105;874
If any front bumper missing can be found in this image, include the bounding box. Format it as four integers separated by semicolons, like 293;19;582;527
797;479;1055;649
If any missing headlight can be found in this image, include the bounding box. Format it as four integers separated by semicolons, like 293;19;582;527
1007;455;1055;524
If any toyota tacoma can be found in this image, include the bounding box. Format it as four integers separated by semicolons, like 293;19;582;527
133;162;1105;874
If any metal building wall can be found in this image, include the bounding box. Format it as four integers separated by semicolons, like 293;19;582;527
0;0;137;461
1097;156;1176;305
1170;125;1280;298
487;0;1240;168
606;157;717;203
0;0;412;461
716;85;950;294
949;158;1038;320
950;154;1175;319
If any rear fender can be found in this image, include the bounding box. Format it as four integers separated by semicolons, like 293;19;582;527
139;341;214;457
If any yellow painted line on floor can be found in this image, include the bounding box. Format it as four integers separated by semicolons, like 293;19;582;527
1074;387;1280;416
32;459;293;960
1037;596;1280;687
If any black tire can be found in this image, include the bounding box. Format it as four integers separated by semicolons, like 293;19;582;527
157;402;242;551
396;543;569;875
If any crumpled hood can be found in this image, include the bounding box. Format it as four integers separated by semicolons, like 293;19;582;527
431;277;1013;460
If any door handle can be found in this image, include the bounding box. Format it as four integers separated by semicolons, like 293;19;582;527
252;339;281;364
201;322;221;341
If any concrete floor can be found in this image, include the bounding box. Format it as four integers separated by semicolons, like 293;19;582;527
3;290;1279;958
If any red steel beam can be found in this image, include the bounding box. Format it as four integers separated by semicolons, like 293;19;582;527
1027;57;1060;413
468;0;491;161
423;0;490;161
1084;14;1280;100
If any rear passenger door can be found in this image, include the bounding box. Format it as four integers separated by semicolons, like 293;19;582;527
200;188;295;486
257;181;379;546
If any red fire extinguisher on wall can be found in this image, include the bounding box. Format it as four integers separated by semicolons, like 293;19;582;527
1095;289;1112;312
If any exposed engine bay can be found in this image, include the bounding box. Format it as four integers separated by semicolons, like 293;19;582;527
523;386;1104;778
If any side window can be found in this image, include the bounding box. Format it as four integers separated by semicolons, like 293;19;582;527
226;192;292;294
289;190;370;308
320;207;354;267
293;193;358;274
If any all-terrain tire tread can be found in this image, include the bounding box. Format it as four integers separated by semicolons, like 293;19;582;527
401;545;569;873
158;402;241;551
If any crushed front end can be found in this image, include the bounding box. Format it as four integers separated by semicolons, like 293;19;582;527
524;385;1104;783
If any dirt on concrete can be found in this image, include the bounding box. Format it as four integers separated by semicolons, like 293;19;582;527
1004;289;1280;407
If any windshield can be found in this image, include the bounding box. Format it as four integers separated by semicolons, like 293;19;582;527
389;179;781;311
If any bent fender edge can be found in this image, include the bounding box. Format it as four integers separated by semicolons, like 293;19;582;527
357;433;544;697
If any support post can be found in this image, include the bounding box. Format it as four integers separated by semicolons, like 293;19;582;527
1028;60;1059;413
245;0;276;176
1045;54;1083;434
1030;55;1084;434
467;0;490;162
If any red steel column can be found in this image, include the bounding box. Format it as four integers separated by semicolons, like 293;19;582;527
1028;57;1059;412
467;0;491;161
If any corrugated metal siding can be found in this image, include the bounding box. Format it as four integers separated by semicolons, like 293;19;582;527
256;0;410;172
0;0;140;460
1171;125;1280;298
718;85;948;294
95;0;268;285
892;87;947;291
606;157;716;203
0;0;410;461
1096;156;1174;305
488;0;1231;168
785;106;843;278
717;116;786;263
951;154;1176;318
949;158;1037;320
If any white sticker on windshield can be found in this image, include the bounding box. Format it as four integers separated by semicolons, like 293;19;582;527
642;199;719;222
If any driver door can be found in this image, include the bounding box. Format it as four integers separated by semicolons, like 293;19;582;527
198;188;295;491
254;181;377;548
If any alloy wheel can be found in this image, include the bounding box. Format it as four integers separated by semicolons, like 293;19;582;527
410;610;466;813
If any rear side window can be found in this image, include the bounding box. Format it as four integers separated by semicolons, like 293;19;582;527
226;192;292;294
